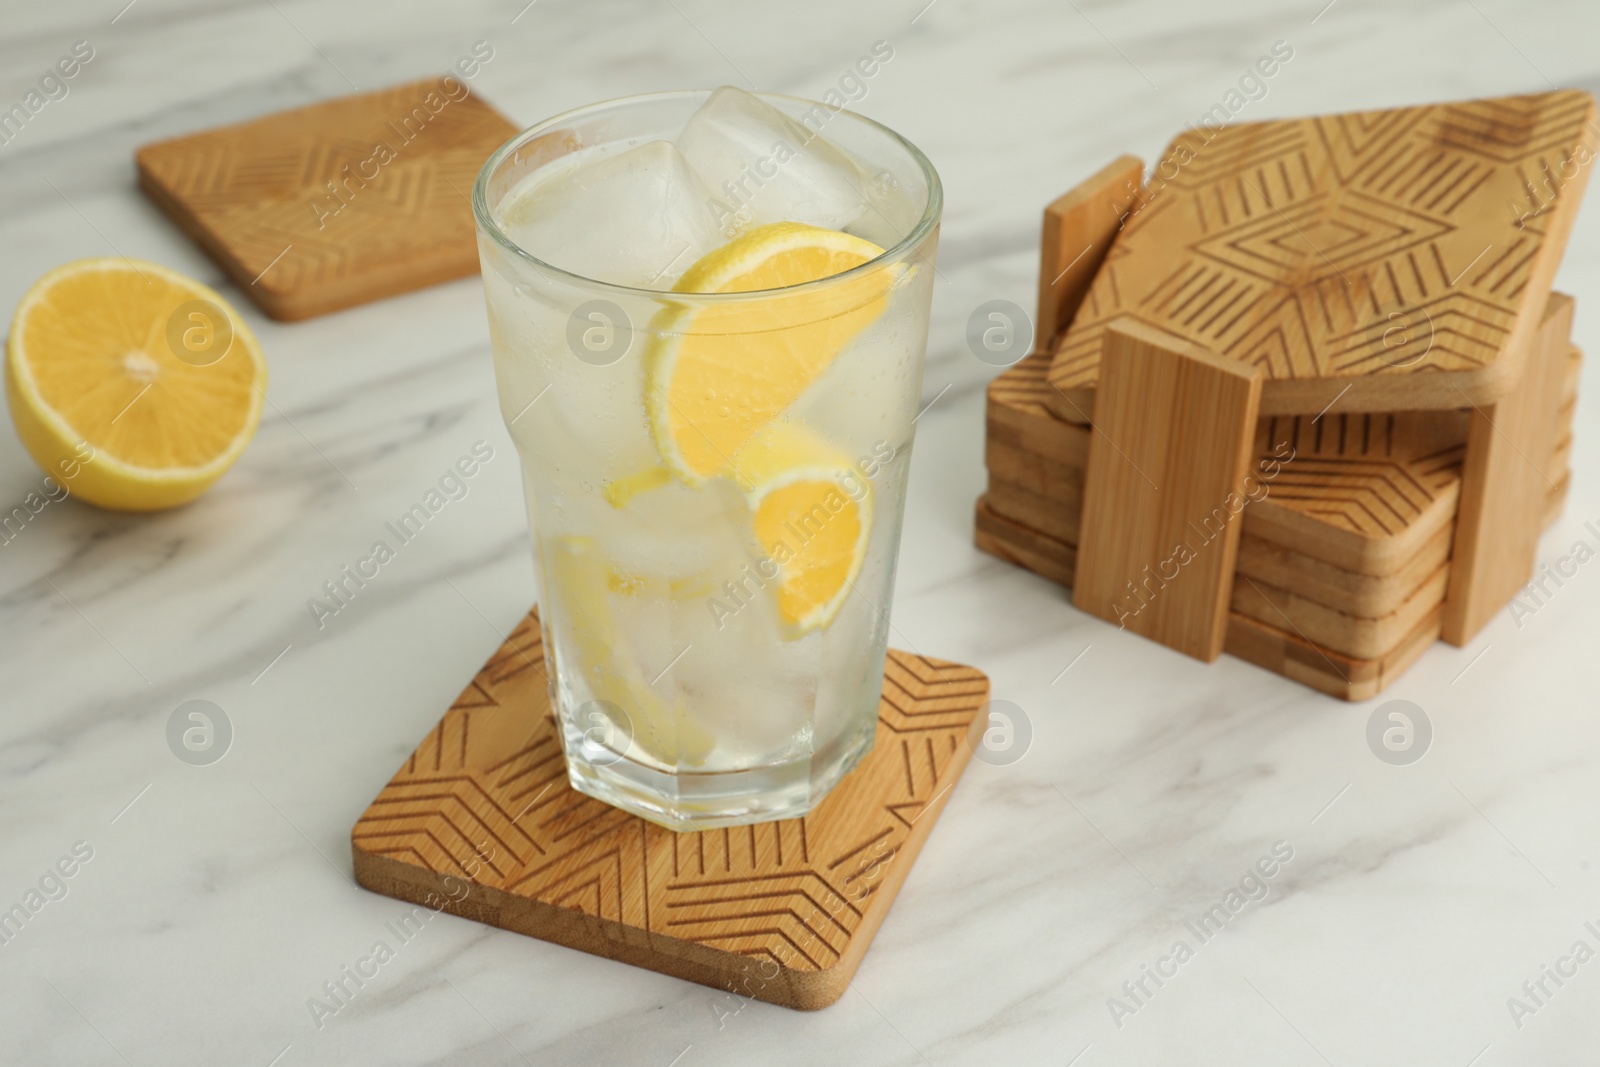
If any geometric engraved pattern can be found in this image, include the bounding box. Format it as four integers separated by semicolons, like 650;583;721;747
1048;90;1597;420
351;609;988;1010
1247;410;1467;573
137;78;517;321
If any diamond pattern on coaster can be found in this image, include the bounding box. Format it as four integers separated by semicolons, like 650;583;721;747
137;78;518;321
1046;91;1598;421
350;609;988;1010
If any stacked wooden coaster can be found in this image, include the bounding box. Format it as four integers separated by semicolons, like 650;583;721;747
979;337;1578;698
976;91;1595;699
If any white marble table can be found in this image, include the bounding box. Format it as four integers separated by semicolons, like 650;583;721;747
4;0;1600;1063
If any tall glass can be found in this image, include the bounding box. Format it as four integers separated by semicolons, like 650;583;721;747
473;91;941;829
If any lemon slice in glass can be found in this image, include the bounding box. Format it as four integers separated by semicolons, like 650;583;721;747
543;536;716;767
732;421;871;639
644;222;893;485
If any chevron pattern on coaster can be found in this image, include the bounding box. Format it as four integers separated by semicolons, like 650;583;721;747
1247;411;1468;574
1047;90;1598;421
137;78;518;321
351;609;988;1010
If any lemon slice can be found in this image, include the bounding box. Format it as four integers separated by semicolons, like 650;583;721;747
544;536;716;766
602;466;672;508
645;222;894;485
5;258;267;511
733;422;871;638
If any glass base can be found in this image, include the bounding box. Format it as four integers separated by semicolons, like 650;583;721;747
561;714;878;831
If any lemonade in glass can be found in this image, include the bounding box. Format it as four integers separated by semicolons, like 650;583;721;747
473;88;941;828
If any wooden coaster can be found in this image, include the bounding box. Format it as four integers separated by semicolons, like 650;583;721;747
975;496;1444;701
988;351;1091;465
976;495;1077;588
986;470;1454;619
1035;155;1145;348
1549;343;1581;509
1443;292;1577;643
1222;604;1442;703
350;609;989;1011
989;338;1578;585
978;467;1568;699
983;477;1081;547
1231;563;1449;659
1073;320;1263;661
981;480;1449;658
982;357;1467;647
1046;92;1598;422
983;460;1572;606
1233;526;1452;620
138;78;518;321
1246;411;1467;576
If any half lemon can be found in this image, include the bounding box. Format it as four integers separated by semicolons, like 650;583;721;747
5;258;266;510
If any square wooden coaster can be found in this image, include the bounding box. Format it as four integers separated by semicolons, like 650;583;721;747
350;609;989;1011
1245;410;1468;576
1047;91;1598;421
137;78;518;320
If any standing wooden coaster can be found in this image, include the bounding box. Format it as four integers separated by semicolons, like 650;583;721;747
351;609;989;1011
138;78;518;320
1035;155;1146;350
1443;292;1577;643
1073;319;1264;661
1046;91;1598;422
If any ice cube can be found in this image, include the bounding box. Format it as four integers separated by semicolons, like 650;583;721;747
676;86;876;234
482;266;659;486
499;139;728;289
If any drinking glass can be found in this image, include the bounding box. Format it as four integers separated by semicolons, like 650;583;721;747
473;90;941;829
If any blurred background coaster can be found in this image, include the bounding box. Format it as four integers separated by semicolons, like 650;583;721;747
136;78;517;321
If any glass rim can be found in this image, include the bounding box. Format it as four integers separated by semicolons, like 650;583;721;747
471;88;943;302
